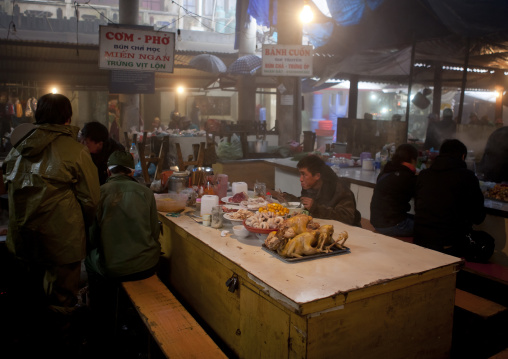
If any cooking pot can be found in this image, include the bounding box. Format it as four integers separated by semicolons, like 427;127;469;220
168;171;190;193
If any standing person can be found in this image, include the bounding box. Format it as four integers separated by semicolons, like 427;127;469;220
3;93;100;356
423;113;440;150
434;108;457;147
370;144;418;237
273;154;361;226
190;102;200;129
414;139;486;257
80;121;125;185
85;150;161;350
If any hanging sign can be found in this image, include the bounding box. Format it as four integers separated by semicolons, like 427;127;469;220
99;25;175;73
262;44;313;77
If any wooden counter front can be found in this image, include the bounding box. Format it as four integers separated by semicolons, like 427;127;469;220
158;211;461;359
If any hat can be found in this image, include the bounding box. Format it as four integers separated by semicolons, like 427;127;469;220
107;151;135;170
443;108;453;118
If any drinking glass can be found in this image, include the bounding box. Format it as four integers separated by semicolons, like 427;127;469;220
211;205;223;229
254;182;266;198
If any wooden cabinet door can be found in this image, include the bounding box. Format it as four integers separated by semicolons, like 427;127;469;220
237;283;290;358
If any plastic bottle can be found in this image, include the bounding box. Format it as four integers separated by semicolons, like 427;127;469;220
129;142;139;164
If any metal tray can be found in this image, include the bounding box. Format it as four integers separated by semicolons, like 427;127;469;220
262;244;350;263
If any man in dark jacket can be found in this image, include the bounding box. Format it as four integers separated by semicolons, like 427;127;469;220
414;139;486;257
85;150;160;350
434;108;457;147
80;121;125;185
274;155;361;226
478;126;508;183
3;93;100;356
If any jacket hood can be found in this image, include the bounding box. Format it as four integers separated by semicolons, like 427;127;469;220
15;124;80;158
430;155;466;172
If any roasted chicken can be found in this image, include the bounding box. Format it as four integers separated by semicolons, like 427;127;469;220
264;216;348;258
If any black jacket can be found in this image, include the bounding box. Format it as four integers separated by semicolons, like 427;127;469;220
90;138;125;185
478;126;508;183
370;161;416;228
414;155;486;254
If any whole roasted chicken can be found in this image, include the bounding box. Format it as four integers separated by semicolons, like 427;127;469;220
264;214;348;258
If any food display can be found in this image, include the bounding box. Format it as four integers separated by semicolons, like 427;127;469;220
264;214;348;258
485;184;508;202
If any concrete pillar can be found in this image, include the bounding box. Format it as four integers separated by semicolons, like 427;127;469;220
237;0;257;125
119;0;141;135
275;0;303;145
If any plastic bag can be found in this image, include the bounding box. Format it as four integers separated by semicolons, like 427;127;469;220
216;133;243;160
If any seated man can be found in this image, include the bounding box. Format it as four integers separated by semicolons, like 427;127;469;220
80;121;125;185
370;144;418;237
85;151;161;348
414;139;486;257
274;154;361;226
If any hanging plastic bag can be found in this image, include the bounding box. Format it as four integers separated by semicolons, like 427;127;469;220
216;133;243;160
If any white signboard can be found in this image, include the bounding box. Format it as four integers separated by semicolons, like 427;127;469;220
262;44;313;77
99;25;175;73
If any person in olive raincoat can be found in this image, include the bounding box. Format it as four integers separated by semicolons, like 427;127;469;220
3;93;100;355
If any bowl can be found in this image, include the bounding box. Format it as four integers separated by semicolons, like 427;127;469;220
233;225;250;238
155;192;187;212
242;221;276;235
287;202;301;208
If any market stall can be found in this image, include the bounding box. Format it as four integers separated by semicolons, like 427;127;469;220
264;157;508;267
158;209;460;358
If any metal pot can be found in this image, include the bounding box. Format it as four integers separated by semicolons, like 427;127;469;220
168;171;190;193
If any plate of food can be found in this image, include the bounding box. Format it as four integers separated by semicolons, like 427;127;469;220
222;205;240;213
222;191;249;205
223;209;253;223
484;183;508;202
239;197;268;210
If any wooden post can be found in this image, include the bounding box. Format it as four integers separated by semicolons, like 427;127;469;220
432;61;443;115
457;38;471;124
348;75;359;120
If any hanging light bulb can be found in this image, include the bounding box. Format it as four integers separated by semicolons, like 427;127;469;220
300;2;314;23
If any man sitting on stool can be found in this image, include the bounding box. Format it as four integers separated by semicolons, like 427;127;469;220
85;150;161;351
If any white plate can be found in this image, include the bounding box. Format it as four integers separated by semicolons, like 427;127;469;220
223;213;244;222
222;204;240;211
222;196;241;205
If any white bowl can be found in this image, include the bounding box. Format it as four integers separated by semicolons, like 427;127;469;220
287;202;301;209
233;225;250;238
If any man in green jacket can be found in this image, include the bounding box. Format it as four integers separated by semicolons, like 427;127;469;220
85;150;161;347
3;93;100;355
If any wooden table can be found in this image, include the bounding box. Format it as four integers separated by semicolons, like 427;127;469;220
158;210;461;359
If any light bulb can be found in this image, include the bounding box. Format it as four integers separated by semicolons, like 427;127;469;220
300;4;313;23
